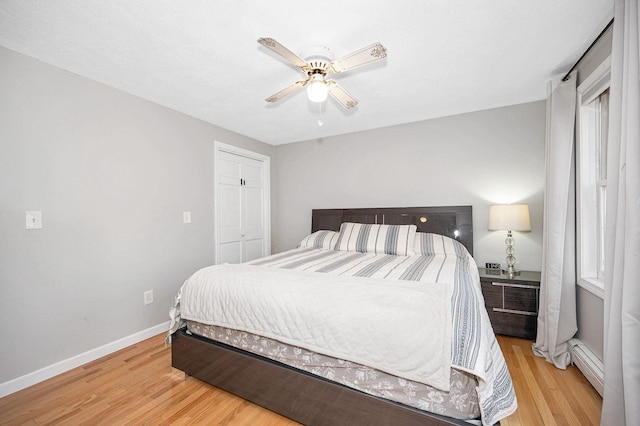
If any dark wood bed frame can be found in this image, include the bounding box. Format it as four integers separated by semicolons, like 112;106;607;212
172;206;474;426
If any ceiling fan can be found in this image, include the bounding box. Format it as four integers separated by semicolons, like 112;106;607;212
257;38;387;109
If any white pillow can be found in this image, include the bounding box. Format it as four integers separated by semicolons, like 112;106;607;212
335;222;417;256
299;230;339;250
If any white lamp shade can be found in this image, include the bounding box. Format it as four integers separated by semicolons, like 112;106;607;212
488;204;531;231
307;75;328;103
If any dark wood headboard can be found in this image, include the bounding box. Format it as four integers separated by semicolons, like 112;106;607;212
312;206;473;256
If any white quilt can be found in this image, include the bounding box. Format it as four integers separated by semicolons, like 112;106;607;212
178;263;453;391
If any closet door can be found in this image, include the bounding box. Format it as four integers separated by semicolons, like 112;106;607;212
240;156;266;262
217;150;244;264
216;145;269;264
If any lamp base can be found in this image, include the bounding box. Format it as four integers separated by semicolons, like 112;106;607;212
501;268;521;277
503;230;519;277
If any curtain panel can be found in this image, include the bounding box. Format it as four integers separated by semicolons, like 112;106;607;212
601;1;640;424
533;71;578;369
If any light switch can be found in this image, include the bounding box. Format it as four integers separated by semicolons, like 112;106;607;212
183;211;191;224
26;211;43;230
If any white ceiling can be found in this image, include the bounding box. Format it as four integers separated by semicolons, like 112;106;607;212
0;1;613;145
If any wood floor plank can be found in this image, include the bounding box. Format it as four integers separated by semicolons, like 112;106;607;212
0;333;601;425
513;345;558;425
524;356;578;426
506;345;545;424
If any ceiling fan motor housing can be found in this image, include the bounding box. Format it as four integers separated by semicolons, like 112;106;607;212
300;45;335;75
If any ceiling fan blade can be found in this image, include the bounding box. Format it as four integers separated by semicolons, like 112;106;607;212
258;37;309;71
265;80;307;103
326;81;358;109
328;43;387;74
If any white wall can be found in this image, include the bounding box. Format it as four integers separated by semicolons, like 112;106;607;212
0;46;273;385
273;101;546;271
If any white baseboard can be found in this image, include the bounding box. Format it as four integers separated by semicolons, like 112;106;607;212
569;338;604;396
0;321;170;398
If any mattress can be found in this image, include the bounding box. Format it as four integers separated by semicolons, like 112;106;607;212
169;231;517;425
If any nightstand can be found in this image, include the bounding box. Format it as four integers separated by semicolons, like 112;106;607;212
478;268;541;339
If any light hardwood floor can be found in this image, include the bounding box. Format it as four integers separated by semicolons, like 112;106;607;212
0;333;601;425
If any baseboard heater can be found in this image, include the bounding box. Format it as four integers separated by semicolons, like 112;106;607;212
569;338;604;396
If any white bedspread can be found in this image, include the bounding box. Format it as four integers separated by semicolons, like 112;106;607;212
169;238;518;425
179;263;453;391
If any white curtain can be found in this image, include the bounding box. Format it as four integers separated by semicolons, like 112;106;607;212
533;71;578;369
601;1;640;424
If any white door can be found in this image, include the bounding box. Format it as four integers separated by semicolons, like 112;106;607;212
215;143;270;264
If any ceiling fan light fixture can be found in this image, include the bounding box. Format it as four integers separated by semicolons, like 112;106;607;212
307;74;328;103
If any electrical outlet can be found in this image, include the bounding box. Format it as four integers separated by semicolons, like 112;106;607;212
485;262;501;270
144;290;154;305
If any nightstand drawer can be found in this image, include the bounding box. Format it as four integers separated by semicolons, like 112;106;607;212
481;281;502;308
486;310;538;340
480;282;538;313
504;285;538;313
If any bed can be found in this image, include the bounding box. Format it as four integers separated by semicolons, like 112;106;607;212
168;206;517;425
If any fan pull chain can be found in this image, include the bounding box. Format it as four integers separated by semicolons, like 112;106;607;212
317;101;324;127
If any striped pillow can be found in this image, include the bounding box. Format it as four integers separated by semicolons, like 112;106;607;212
413;232;467;257
335;223;417;256
299;230;339;250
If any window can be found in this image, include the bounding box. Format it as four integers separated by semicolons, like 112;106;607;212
576;57;610;298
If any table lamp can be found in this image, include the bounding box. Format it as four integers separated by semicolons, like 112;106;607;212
488;204;531;276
